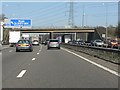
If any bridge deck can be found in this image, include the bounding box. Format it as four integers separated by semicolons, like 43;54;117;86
11;28;95;33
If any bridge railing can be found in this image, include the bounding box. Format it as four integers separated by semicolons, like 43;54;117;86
61;43;120;64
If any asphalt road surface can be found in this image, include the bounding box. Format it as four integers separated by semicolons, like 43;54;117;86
2;45;119;88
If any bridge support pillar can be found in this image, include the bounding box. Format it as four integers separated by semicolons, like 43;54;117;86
87;32;94;42
74;33;77;40
50;32;53;39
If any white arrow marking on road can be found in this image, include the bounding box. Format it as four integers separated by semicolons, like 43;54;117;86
37;53;39;55
32;58;36;61
17;70;27;78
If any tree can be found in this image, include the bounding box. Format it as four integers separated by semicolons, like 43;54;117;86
0;14;7;21
118;22;120;38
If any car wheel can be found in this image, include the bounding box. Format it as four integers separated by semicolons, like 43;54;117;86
16;49;19;52
30;49;33;52
47;47;50;50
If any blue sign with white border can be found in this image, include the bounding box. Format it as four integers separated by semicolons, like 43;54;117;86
10;19;31;27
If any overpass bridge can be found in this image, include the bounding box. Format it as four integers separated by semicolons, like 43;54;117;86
10;28;98;42
18;28;95;33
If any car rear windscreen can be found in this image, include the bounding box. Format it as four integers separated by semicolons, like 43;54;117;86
18;40;30;44
33;40;39;42
49;40;59;42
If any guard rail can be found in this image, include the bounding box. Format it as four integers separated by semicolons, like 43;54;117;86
61;43;120;64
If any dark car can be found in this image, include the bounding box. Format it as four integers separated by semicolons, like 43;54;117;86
0;41;2;51
16;40;33;52
42;40;49;45
77;40;85;45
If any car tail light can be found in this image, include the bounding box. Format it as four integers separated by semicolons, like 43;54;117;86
111;42;117;45
26;44;31;46
16;44;20;46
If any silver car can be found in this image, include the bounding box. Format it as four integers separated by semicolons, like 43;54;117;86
92;40;104;46
47;39;60;49
16;40;33;52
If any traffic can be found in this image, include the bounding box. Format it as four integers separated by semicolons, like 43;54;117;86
68;38;120;50
0;1;119;89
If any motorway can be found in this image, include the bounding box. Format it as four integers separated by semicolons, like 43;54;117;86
2;45;119;88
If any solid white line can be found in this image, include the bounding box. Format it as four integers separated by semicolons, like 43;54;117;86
17;70;27;78
62;48;120;77
32;58;36;61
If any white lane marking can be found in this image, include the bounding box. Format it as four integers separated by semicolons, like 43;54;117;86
37;53;39;55
40;44;42;50
38;45;42;52
9;50;13;52
32;58;36;61
62;48;120;77
17;70;27;78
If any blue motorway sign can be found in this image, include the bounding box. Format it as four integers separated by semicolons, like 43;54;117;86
10;19;31;27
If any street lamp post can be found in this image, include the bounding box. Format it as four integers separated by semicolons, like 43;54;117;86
82;4;85;28
103;3;108;42
105;4;108;42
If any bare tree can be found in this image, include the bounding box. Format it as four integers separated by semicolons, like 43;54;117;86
0;14;7;21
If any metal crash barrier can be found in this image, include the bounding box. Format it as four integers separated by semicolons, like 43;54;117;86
61;43;120;65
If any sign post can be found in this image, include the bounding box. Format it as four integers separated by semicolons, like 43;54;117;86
0;21;4;42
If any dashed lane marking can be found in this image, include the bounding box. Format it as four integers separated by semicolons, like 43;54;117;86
32;58;36;61
9;50;13;52
38;45;42;52
37;53;40;55
17;70;27;78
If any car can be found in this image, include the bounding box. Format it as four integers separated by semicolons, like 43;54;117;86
0;41;2;51
68;41;73;44
91;39;104;46
42;40;49;45
71;40;78;45
47;39;60;49
108;39;118;47
32;40;39;46
16;40;33;52
77;40;85;45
